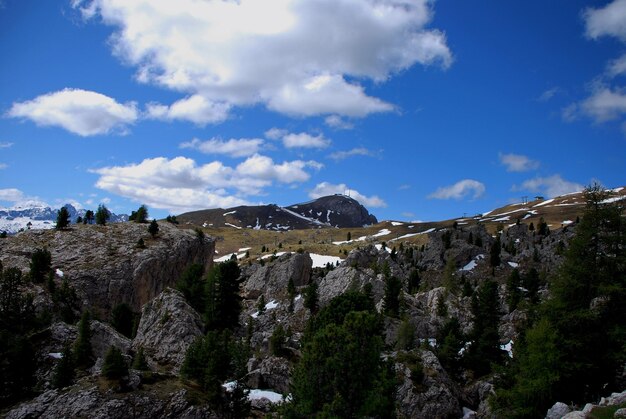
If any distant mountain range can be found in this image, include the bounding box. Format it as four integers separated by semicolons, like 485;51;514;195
0;204;128;234
178;194;378;231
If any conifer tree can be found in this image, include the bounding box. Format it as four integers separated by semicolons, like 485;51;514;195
52;345;75;389
84;210;94;224
95;204;110;226
204;261;242;331
56;206;70;230
29;248;51;283
148;219;159;237
74;311;93;369
102;346;128;381
383;275;402;317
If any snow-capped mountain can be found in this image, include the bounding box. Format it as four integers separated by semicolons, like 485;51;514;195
0;204;129;234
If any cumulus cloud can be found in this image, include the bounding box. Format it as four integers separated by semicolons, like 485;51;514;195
516;175;584;198
7;88;138;136
328;147;376;161
264;128;289;141
429;179;485;200
73;0;452;119
0;142;13;148
499;153;540;172
584;0;626;42
91;154;322;212
180;137;264;158
282;132;330;149
145;95;231;125
0;188;48;207
580;87;626;122
308;181;386;208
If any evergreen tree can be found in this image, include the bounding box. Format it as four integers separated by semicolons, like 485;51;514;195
102;346;128;380
132;347;149;371
204;261;242;331
84;210;94;224
148;219;159;237
408;269;421;294
51;344;75;389
56;206;70;230
129;205;149;223
95;204;110;226
436;317;465;377
506;268;522;312
464;279;503;377
289;298;395;417
74;311;93;369
396;318;415;350
287;277;296;312
443;258;458;294
270;324;287;357
303;282;318;313
29;248;51;283
176;263;206;313
76;216;83;224
495;184;626;415
383;275;402;317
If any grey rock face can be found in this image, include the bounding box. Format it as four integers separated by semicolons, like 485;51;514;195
89;320;132;361
0;222;214;318
246;356;291;394
243;252;312;300
132;288;204;373
395;349;462;419
545;402;572;419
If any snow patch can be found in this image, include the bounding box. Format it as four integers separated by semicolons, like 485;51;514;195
562;220;573;225
222;210;237;216
508;261;519;268
225;223;241;229
500;340;513;358
48;352;63;359
248;389;285;403
391;221;404;226
260;252;287;260
310;253;343;268
533;198;555;208
55;268;64;278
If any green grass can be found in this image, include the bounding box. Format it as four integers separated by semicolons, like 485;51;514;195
588;401;626;419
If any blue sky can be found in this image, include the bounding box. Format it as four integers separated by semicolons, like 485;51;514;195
1;0;625;222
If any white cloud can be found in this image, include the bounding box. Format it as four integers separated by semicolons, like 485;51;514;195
145;95;231;125
282;132;330;149
0;142;13;149
324;115;354;130
265;128;289;140
7;88;138;136
580;87;626;122
0;188;48;207
74;0;452;119
180;137;263;158
308;181;386;208
429;179;485;200
607;53;626;77
0;163;7;170
584;0;626;42
516;175;584;198
91;154;321;212
328;147;375;161
499;153;540;172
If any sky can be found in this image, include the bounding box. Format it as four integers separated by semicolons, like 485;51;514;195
1;0;625;222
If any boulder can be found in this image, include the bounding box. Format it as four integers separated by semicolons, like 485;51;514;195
545;401;572;419
132;288;204;373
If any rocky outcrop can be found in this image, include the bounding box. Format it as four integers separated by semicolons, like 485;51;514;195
89;320;132;361
132;288;204;373
243;252;312;300
246;356;291;394
5;384;217;419
287;194;378;227
0;222;214;318
545;401;572;419
395;350;462;418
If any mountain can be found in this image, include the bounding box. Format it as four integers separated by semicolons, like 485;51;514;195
0;204;129;234
177;194;378;230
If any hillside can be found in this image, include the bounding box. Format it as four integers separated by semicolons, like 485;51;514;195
177;194;378;231
1;186;625;418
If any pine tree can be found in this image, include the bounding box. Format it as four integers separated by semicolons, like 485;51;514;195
29;248;51;283
95;204;110;226
74;311;93;369
102;346;128;380
303;282;318;313
490;236;501;267
506;269;522;312
129;205;149;223
148;219;159;237
84;210;94;224
204;261;242;331
52;345;75;389
56;206;70;230
383;275;402;317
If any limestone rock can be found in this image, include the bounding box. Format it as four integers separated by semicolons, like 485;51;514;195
246;356;291;394
132;288;204;373
0;223;215;318
545;401;572;419
243;252;312;300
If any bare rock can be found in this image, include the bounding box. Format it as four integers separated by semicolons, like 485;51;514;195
545;401;572;419
132;288;204;373
0;223;215;319
246;356;291;394
243;252;312;300
89;320;132;360
395;350;462;419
